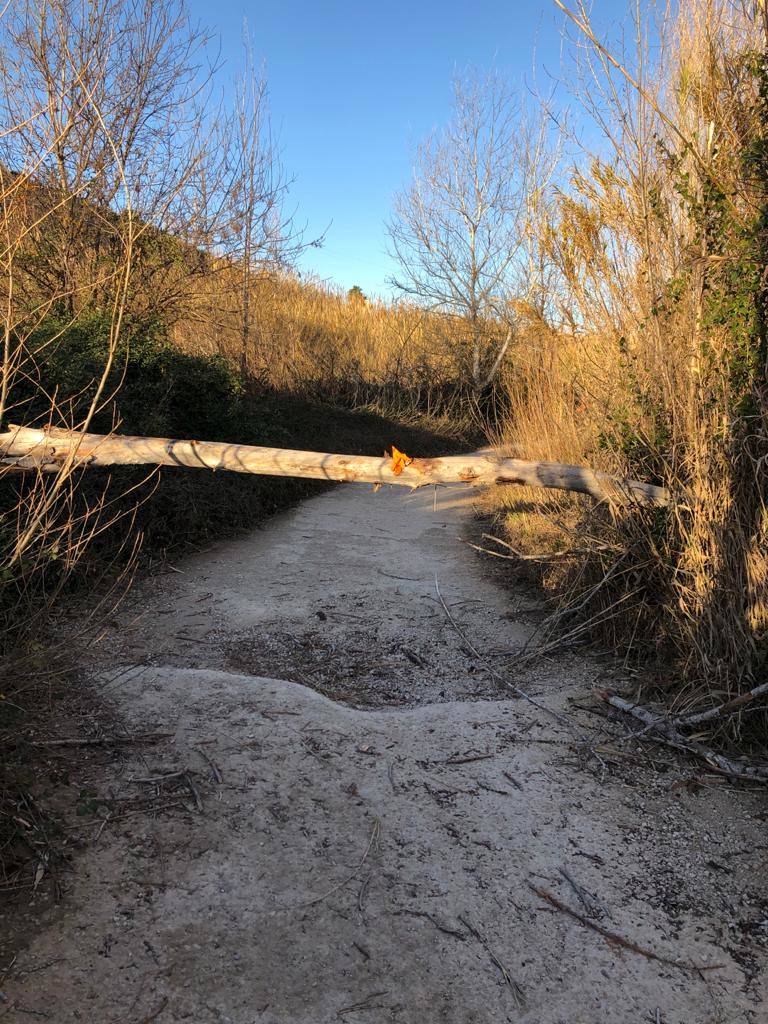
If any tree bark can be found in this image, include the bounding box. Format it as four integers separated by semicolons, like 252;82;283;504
0;424;671;505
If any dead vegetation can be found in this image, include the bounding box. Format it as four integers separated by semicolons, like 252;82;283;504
0;0;472;902
0;686;216;911
1;0;768;907
483;0;768;753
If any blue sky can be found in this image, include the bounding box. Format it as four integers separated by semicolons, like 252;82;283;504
185;1;623;299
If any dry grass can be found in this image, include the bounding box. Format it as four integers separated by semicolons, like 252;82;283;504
489;0;768;743
3;0;766;768
173;273;449;379
167;268;480;433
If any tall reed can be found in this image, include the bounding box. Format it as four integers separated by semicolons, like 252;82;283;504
498;0;768;734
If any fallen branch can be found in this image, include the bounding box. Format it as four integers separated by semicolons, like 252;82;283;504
529;884;720;973
600;691;768;782
0;424;670;505
672;681;768;728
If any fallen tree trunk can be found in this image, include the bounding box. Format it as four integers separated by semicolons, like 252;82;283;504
0;425;670;505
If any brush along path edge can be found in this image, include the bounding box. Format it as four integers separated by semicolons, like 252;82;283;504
0;424;670;504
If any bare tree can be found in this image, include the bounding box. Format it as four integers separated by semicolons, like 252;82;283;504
0;0;214;314
387;72;533;390
223;30;310;375
0;0;216;574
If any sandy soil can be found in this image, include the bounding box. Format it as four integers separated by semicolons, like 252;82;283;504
2;483;767;1023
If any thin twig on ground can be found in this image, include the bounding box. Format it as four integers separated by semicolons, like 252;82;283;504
434;576;581;736
392;909;467;939
558;866;609;919
529;884;722;973
195;746;223;784
131;770;189;784
300;818;381;908
31;732;173;748
445;752;496;765
337;991;389;1017
458;915;525;1007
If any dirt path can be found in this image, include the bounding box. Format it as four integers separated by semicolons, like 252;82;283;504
4;484;767;1023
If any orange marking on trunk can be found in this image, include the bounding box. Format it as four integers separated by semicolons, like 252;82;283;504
390;446;413;476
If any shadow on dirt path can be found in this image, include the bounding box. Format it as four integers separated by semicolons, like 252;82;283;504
2;484;766;1023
